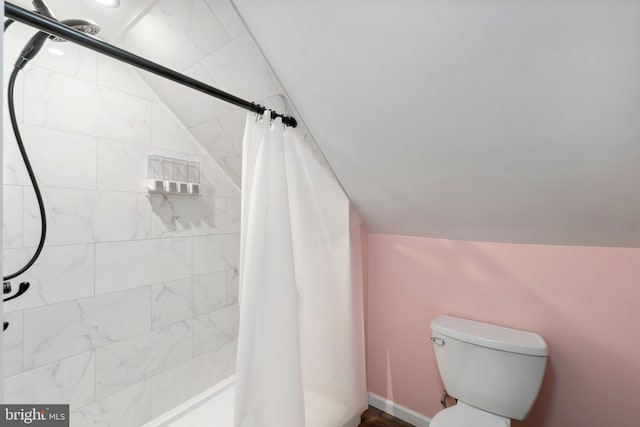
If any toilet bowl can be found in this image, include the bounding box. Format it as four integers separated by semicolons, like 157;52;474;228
430;315;548;426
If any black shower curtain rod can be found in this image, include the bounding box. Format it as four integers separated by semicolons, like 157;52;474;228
4;2;297;127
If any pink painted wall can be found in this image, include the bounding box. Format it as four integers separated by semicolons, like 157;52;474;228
366;234;640;427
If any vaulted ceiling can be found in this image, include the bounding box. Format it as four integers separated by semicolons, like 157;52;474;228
234;0;640;247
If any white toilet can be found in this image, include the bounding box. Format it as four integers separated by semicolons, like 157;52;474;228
430;315;548;426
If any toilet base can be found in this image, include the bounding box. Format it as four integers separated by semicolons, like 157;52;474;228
430;402;511;427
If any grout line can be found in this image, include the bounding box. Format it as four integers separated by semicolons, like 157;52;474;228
191;270;196;359
149;265;153;349
6;347;95;380
93;348;97;403
23;59;160;104
94;116;101;191
21;309;26;376
200;0;233;41
191;235;195;278
92;243;97;297
3;267;236;316
111;0;160;44
8;231;239;251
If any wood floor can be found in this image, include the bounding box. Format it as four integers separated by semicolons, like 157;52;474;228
359;406;415;427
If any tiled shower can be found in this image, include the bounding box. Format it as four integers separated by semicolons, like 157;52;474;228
2;0;296;424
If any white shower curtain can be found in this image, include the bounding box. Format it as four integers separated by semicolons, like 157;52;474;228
234;111;367;427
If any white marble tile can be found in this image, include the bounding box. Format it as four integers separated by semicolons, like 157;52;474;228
3;185;23;249
148;361;199;418
4;351;95;407
226;198;241;233
150;194;225;238
96;321;192;399
126;69;168;94
192;109;246;186
152;278;194;330
22;189;93;247
97;139;150;193
154;63;234;129
200;32;282;102
3;55;25;124
227;268;239;305
151;103;203;155
193;271;227;315
3;243;94;313
149;341;237;417
3;24;36;65
23;189;151;246
3;125;29;186
3;311;24;377
205;0;246;38
120;0;229;79
192;233;240;276
217;107;248;141
97;80;153;145
24;65;152;145
23;287;151;369
19;124;98;190
97;55;157;101
23;189;97;247
212;339;237;376
193;305;238;356
71;380;150;427
95;238;192;295
92;192;152;242
200;157;240;198
189;117;241;162
213;155;242;186
32;43;98;83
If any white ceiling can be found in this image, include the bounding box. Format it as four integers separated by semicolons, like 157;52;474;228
234;0;640;247
9;0;155;41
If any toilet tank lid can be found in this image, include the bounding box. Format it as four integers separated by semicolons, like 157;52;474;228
431;315;548;356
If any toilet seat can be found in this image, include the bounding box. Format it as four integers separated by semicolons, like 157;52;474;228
430;402;511;427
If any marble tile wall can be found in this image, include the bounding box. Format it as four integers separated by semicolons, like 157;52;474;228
3;18;241;426
117;0;302;186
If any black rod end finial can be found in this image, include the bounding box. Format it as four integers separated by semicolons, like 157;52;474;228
283;116;297;128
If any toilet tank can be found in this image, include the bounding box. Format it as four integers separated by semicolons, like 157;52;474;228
431;315;548;420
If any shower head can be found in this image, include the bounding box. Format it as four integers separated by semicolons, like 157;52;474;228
50;19;101;41
15;14;101;69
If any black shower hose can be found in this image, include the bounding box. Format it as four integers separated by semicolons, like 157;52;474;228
3;20;48;281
